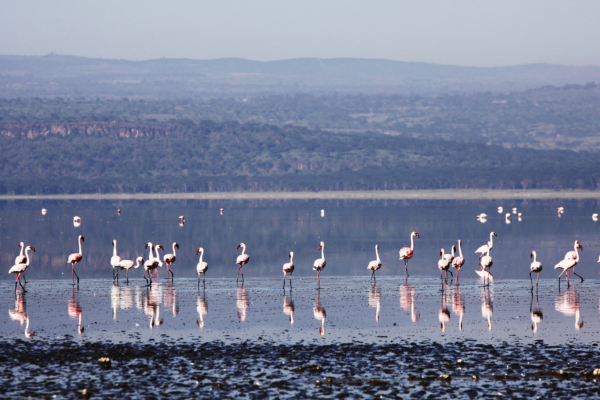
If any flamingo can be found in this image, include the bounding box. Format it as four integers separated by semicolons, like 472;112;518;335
220;208;224;215
512;208;518;214
9;246;35;291
68;235;84;284
163;242;179;279
179;216;185;226
143;243;161;286
555;241;584;286
480;248;493;286
529;251;543;290
114;257;144;283
236;243;250;282
505;213;512;224
111;240;122;280
475;232;497;267
15;242;28;283
41;208;47;215
313;241;326;286
283;251;295;288
196;247;208;287
452;240;465;281
438;247;454;282
151;244;164;279
593;213;599;221
367;245;382;283
399;232;420;276
9;291;35;338
73;216;81;227
497;206;503;213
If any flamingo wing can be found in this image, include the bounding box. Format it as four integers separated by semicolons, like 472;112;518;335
68;253;82;263
399;247;413;259
452;256;465;268
474;244;489;254
313;259;326;270
236;254;249;265
9;264;27;274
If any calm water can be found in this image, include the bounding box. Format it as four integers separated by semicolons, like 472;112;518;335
1;198;600;344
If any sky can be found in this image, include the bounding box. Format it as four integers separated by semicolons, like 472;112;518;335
1;0;599;67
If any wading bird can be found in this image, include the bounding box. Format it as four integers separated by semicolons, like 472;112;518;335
555;241;584;286
236;243;249;282
480;248;494;286
283;251;295;288
15;242;28;282
452;240;465;282
313;242;326;286
163;242;179;279
68;235;84;284
196;247;208;287
368;245;382;283
9;246;35;291
114;257;143;283
438;247;454;282
111;240;122;280
475;232;497;267
399;232;420;276
529;251;543;290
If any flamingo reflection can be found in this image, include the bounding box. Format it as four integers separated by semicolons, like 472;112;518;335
530;292;543;333
368;285;381;322
283;288;295;324
68;287;84;334
196;288;208;328
142;286;164;328
481;287;493;331
452;287;465;331
110;283;135;320
439;285;450;332
555;285;584;330
237;284;249;321
164;281;179;317
9;290;34;338
314;290;326;336
400;279;420;322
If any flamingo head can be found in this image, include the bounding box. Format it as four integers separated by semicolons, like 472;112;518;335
452;245;456;253
492;232;497;237
79;235;85;242
289;251;293;259
412;232;420;238
237;243;244;250
375;244;379;250
175;243;179;249
136;257;144;267
575;240;583;250
27;246;35;252
597;255;600;263
156;245;164;251
439;249;443;256
18;242;24;248
318;241;324;249
196;247;204;254
145;242;152;249
112;240;116;246
530;251;535;258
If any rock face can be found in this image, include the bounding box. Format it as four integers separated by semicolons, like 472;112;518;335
0;122;171;139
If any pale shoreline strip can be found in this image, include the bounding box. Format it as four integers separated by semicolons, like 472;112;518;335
1;189;600;201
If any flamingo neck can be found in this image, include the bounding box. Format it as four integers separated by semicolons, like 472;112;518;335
147;244;154;260
154;246;161;260
533;252;537;262
172;243;177;256
241;244;246;255
573;244;580;261
489;233;494;249
410;234;415;250
199;249;204;263
78;238;83;255
113;242;117;257
19;244;24;257
440;248;445;258
458;241;463;257
321;245;325;260
24;248;32;266
375;247;380;262
290;253;294;264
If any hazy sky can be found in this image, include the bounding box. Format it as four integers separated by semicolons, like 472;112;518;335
1;0;599;67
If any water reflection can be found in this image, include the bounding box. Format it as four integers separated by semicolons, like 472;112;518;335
196;288;207;328
481;287;493;331
9;290;34;338
237;284;249;321
556;285;584;330
68;287;84;334
165;281;179;317
400;280;420;322
530;293;543;333
452;288;465;331
313;290;326;336
142;286;163;328
110;283;135;320
283;288;295;324
368;285;381;322
439;287;450;332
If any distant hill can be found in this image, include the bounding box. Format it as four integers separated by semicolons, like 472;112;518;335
2;54;600;98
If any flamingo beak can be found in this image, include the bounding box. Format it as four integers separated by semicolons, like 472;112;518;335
416;233;420;238
318;244;322;250
196;248;200;254
493;233;497;237
145;244;149;249
81;237;85;242
30;247;36;252
579;244;583;250
176;244;179;249
237;244;241;250
530;252;533;258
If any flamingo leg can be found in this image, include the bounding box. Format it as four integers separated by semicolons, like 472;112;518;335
283;272;287;288
241;265;244;281
290;273;292;286
529;272;533;291
236;266;241;282
170;269;174;280
536;272;540;287
405;260;409;276
126;269;129;283
22;270;27;284
317;270;321;287
72;263;80;284
573;271;584;283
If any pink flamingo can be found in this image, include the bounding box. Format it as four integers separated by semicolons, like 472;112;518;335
475;232;497;268
452;240;465;282
196;247;208;287
15;242;28;282
115;257;144;283
529;251;543;290
368;244;382;283
67;235;84;284
111;240;122;281
480;248;493;286
438;247;454;282
236;243;250;282
555;241;584;286
283;251;295;288
163;242;179;279
313;241;326;287
564;240;583;278
143;243;162;286
399;232;420;276
9;246;35;291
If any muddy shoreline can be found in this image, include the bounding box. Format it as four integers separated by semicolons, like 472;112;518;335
2;339;600;399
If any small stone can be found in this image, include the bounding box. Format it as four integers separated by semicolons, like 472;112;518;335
440;374;451;381
98;357;111;368
393;323;397;326
457;359;464;365
472;375;478;381
593;368;600;376
315;380;322;387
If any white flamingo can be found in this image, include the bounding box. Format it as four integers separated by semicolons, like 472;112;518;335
283;251;295;287
9;246;35;291
236;243;250;282
555;241;584;286
529;251;543;290
438;247;454;281
14;242;28;283
143;243;162;286
367;244;382;282
163;242;179;279
68;235;84;284
475;232;497;267
115;257;144;283
480;248;493;286
399;232;420;276
111;240;122;280
452;240;465;282
313;241;326;286
196;247;208;287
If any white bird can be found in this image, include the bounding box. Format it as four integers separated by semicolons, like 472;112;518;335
593;213;599;221
475;232;497;266
111;240;122;280
196;247;208;287
518;213;522;221
143;243;162;286
497;206;503;213
555;241;584;286
529;251;543;290
320;209;325;217
452;240;465;282
367;245;382;282
512;208;518;214
283;251;295;287
163;242;179;279
313;241;326;286
41;208;47;215
480;248;493;286
73;216;81;227
505;213;512;224
114;257;144;283
236;243;249;282
399;232;420;276
476;213;488;222
67;235;84;284
438;247;454;281
9;246;35;291
15;242;27;282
